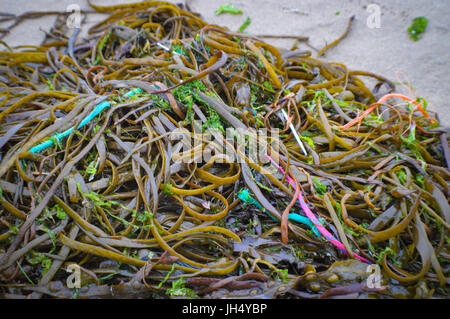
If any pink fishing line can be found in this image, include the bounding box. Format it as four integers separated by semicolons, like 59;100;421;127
266;154;371;264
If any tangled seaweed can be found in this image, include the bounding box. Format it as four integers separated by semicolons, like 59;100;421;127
0;1;448;299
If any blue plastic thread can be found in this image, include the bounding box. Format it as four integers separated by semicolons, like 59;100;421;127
288;213;322;237
238;188;323;237
29;87;144;153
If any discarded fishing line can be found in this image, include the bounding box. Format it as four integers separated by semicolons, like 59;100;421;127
0;1;448;299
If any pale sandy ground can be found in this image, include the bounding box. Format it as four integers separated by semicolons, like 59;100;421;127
1;0;449;127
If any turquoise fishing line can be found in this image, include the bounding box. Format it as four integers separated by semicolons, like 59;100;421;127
287;213;323;237
237;188;323;237
29;88;144;154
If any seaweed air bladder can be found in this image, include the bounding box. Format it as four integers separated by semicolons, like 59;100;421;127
0;0;448;299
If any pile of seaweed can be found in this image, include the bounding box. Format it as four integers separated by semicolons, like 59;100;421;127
0;1;448;299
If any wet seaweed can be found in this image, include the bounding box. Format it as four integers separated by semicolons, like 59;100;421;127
0;1;448;299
